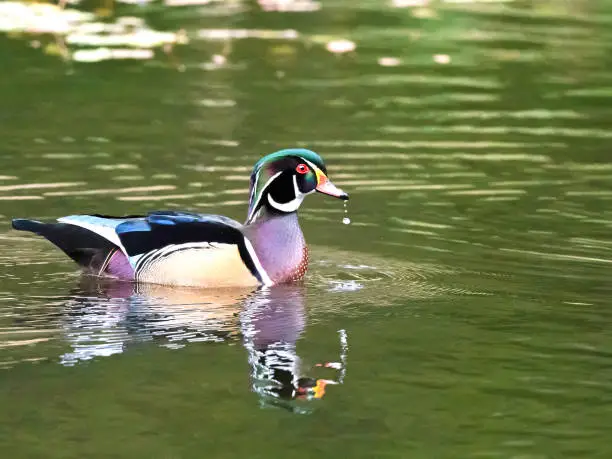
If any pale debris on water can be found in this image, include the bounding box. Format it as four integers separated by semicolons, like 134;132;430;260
116;0;154;4
198;28;299;40
67;23;187;48
258;0;320;12
378;57;401;67
211;54;226;65
72;47;154;62
433;53;451;64
0;1;94;34
326;39;356;54
0;4;188;63
392;0;429;6
164;0;212;5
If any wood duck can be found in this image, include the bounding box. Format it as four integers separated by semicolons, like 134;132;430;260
12;148;348;288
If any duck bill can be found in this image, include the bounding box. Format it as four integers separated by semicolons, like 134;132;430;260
312;379;329;399
315;170;349;200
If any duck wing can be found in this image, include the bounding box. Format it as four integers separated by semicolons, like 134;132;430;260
115;211;244;257
116;211;271;287
13;211;271;287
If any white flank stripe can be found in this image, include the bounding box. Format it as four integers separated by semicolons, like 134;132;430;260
243;237;273;286
267;174;311;213
131;253;144;269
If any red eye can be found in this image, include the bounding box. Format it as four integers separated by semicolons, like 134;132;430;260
296;163;309;175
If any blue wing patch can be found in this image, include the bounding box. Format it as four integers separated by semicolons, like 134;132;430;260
115;219;150;233
147;213;200;226
115;211;244;257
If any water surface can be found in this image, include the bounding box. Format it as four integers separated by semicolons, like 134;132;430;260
1;0;612;458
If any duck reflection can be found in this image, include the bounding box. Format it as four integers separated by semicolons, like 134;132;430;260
61;277;347;412
240;285;347;410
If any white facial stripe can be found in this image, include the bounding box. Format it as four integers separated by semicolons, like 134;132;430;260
267;175;304;212
293;174;301;198
249;172;258;206
301;157;322;177
247;170;283;223
268;194;305;213
292;173;315;196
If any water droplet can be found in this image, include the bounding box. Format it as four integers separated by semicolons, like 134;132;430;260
342;200;351;225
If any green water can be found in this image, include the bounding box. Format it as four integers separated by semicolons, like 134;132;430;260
1;0;612;457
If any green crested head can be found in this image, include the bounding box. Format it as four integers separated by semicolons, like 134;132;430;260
253;148;327;175
246;148;347;224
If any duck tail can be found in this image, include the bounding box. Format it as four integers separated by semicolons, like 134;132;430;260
12;218;45;233
11;218;118;273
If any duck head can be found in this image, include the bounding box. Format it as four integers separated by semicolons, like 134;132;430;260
246;148;348;224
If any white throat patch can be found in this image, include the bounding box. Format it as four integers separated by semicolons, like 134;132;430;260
267;175;305;213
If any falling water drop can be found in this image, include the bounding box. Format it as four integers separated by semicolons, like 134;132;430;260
342;200;351;225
